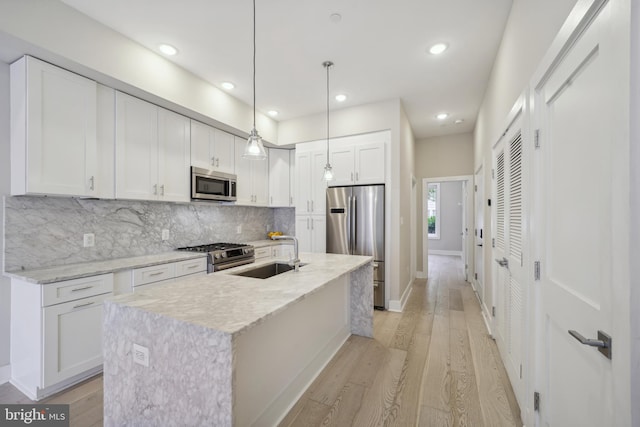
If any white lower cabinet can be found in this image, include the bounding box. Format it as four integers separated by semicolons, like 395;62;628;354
43;293;110;387
295;216;326;253
10;273;114;400
132;258;206;291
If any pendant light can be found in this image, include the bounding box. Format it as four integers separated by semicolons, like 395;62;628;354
243;0;267;159
322;61;334;181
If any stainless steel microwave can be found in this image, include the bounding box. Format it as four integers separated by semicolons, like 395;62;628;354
191;167;237;202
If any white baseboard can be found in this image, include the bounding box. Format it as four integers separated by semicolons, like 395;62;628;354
481;302;493;337
388;280;413;312
428;250;463;257
0;364;10;385
416;271;427;279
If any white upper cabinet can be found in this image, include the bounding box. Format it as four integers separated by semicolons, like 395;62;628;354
269;148;293;207
190;120;235;174
328;132;386;186
234;137;269;206
10;56;109;197
116;92;190;202
295;148;327;214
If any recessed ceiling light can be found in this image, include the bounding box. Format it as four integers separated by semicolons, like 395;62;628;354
429;43;448;55
158;44;178;56
335;94;347;102
330;13;342;23
436;113;449;120
221;82;235;90
268;110;279;117
454;119;464;124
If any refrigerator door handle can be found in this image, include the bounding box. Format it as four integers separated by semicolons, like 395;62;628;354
347;196;352;253
352;196;357;254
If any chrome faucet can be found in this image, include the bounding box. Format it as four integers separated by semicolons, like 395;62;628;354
271;235;301;271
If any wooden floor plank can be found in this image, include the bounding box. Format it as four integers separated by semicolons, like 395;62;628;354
419;314;451;414
451;371;484;427
351;347;406;427
383;332;431;427
321;382;366;427
283;399;332;427
449;288;464;311
418;405;453;427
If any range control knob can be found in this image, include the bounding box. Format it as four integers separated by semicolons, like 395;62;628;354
221;252;227;258
214;253;221;259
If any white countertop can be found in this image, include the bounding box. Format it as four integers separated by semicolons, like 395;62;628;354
105;252;372;337
4;252;207;284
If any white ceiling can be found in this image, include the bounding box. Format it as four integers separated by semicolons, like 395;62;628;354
60;0;513;140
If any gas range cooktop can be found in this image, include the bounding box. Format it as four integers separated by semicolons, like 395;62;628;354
176;242;255;273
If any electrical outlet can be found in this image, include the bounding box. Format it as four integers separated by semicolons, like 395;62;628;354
83;233;95;248
236;225;242;234
162;229;170;241
133;343;149;367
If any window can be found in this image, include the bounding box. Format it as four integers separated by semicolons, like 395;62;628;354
427;182;440;239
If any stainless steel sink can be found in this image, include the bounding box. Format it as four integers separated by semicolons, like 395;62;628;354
232;262;306;279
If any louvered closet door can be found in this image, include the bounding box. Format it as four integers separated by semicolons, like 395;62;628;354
492;112;527;408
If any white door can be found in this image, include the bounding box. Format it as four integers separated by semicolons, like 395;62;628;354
269;149;291;207
474;167;484;303
234;137;254;205
354;142;385;184
252;152;270;206
190;120;213;170
212;129;235;174
329;143;355;186
295;151;311;213
295;216;312;253
310;151;328;214
310;216;326;253
492;112;527;408
534;1;629;425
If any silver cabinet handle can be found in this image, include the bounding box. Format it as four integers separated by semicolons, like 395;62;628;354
89;176;95;191
311;219;314;230
270;196;273;205
568;330;612;359
211;156;216;166
153;184;158;195
73;301;95;309
216;158;220;167
148;271;165;277
71;285;93;292
311;200;314;212
290;196;293;206
351;172;354;181
307;218;310;229
495;257;508;268
160;185;165;196
186;264;198;269
356;172;359;181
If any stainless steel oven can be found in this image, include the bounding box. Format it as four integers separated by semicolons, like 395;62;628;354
191;167;237;202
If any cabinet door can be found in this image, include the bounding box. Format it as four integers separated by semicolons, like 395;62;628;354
329;144;355;186
252;150;270;206
43;293;110;387
116;92;158;200
213;129;235;174
295;152;312;213
158;108;190;202
234;137;254;205
295;216;312;253
269;149;291;207
190;120;213;170
311;151;328;214
311;216;326;253
355;142;385;184
20;57;97;196
289;151;296;207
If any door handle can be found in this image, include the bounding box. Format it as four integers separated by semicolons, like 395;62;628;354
89;176;95;191
495;257;508;268
568;330;612;359
477;244;483;247
352;196;357;253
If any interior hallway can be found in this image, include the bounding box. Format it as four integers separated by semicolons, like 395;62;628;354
281;254;522;426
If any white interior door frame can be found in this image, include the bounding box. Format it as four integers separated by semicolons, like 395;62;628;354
423;175;473;281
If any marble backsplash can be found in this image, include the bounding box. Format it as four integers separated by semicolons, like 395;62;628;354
3;196;295;272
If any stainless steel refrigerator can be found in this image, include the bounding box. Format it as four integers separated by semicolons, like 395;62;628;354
326;185;385;309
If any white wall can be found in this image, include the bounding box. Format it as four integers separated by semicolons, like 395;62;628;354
0;61;11;376
278;98;415;308
0;0;277;144
429;181;463;253
414;133;474;271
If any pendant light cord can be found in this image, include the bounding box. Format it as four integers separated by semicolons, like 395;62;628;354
326;62;329;159
252;0;257;129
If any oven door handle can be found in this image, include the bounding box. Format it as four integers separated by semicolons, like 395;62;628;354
213;257;256;271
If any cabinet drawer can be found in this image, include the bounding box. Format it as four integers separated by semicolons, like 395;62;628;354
254;247;271;259
132;263;175;287
175;258;207;278
42;274;113;307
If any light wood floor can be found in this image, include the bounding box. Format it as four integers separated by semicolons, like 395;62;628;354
0;255;521;427
279;255;522;427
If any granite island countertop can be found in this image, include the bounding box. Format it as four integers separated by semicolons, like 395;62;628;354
105;252;372;337
3;252;207;284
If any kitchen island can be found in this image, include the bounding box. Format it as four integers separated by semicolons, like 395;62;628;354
102;252;373;426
